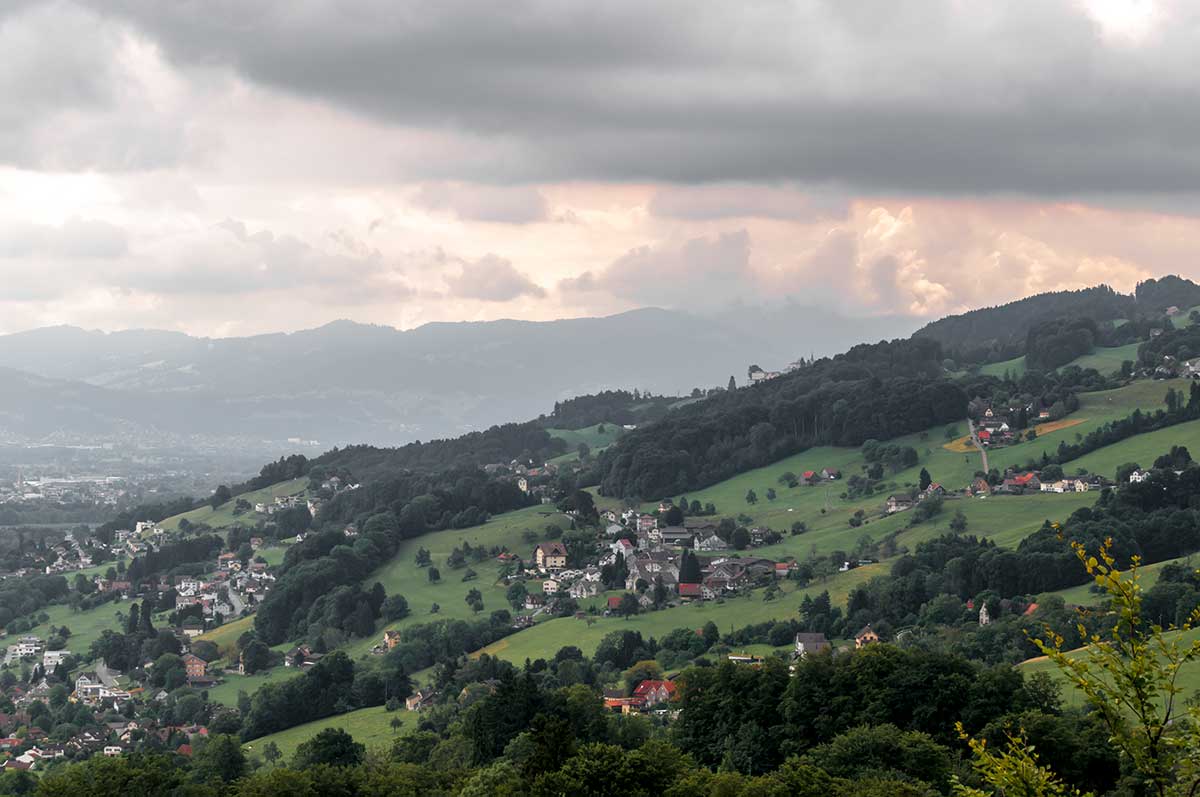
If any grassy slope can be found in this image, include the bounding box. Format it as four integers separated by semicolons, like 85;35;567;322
478;563;885;664
546;423;624;451
1040;554;1196;606
243;705;417;761
979;343;1144;380
1021;627;1200;709
1066;417;1200;481
159;478;308;533
1069;342;1140;374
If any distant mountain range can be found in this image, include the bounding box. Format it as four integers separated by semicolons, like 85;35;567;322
0;305;918;449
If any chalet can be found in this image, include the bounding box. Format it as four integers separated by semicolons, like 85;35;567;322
801;470;819;485
610;539;636;559
631;679;677;708
793;632;831;658
970;477;991;496
774;562;791;578
181;653;207;679
1129;469;1151;484
568;580;602;599
383;630;401;650
533;542;568;572
636;515;657;535
405;690;435;712
696;534;728;552
977;429;992;445
74;673;104;703
542;578;561;594
921;483;945;499
885;495;914;514
854;625;880;648
677;582;703;600
523;593;545;610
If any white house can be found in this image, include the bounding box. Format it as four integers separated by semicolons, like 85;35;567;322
1129;469;1151;484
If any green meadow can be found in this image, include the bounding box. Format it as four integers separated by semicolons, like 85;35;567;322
159;478;309;533
243;705;417;761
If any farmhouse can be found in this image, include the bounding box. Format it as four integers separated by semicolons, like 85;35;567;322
854;625;880;648
533;541;568;572
793;632;831;658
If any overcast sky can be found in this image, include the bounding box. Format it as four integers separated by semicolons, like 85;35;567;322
1;0;1198;336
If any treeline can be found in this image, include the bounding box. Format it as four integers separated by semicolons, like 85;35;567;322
595;337;965;499
126;535;223;585
914;284;1132;363
241;650;410;740
309;422;567;483
0;573;68;633
544;389;674;429
255;468;530;644
234;454;310;493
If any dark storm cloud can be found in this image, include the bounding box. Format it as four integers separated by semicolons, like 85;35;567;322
73;0;1200;194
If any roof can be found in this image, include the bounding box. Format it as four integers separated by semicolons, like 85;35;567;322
678;583;702;597
1023;602;1039;616
632;679;677;698
794;632;830;647
802;470;816;479
855;625;876;638
1012;473;1038;485
607;595;625;609
535;542;568;557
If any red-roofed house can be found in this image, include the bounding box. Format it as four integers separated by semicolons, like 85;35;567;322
678;583;703;600
801;471;818;484
632;680;677;708
1023;602;1039;616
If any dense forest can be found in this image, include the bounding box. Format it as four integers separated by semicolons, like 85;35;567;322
309;423;566;483
913;284;1132;362
541;389;677;429
1023;317;1100;370
594;337;966;499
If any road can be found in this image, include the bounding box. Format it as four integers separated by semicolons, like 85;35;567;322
966;419;989;474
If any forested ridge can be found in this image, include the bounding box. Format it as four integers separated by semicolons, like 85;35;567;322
595;337;966;499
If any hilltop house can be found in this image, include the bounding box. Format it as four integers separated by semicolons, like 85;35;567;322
886;495;914;514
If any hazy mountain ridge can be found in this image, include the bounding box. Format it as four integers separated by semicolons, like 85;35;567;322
0;306;918;448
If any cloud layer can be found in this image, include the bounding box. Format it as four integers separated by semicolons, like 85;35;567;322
0;1;1199;337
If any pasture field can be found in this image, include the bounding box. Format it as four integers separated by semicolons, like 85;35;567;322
1041;553;1198;606
978;344;1143;380
159;478;308;533
1069;342;1140;374
547;423;624;451
1022;627;1200;709
17;600;129;657
244;705;417;760
980;355;1027;379
1065;417;1200;482
477;562;885;665
338;505;572;660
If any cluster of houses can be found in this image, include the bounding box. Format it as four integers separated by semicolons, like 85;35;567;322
0;710;212;771
524;507;793;610
886;469;1115;516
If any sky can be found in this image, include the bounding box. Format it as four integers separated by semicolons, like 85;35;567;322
1;0;1199;337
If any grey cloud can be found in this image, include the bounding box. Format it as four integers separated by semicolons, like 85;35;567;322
560;230;754;308
0;2;190;170
76;1;1200;194
445;254;546;301
412;183;548;223
649;184;850;221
